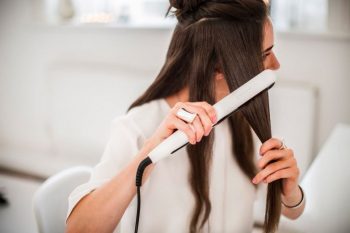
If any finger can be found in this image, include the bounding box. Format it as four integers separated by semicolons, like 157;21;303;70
264;167;297;183
252;159;293;184
189;101;217;123
259;137;284;155
169;115;196;144
187;104;214;135
258;149;291;169
191;117;205;142
175;102;214;135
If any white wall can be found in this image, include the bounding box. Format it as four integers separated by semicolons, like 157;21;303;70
275;31;350;148
0;0;171;153
0;0;349;176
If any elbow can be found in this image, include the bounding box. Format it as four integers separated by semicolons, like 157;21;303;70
65;222;88;233
65;215;86;233
65;215;104;233
65;217;77;233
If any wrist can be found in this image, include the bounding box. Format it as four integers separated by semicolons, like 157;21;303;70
282;185;300;198
137;137;160;160
131;138;157;184
281;185;304;208
143;137;159;150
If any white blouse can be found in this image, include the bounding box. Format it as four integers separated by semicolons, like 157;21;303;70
66;98;260;233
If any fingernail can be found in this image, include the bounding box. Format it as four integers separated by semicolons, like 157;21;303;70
252;178;256;184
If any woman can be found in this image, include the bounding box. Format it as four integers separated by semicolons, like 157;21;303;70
66;1;305;232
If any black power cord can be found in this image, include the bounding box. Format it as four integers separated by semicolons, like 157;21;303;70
134;157;152;233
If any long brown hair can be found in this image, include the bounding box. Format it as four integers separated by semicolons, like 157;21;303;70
128;1;281;232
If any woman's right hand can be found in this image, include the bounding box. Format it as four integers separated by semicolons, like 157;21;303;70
66;101;218;232
146;101;218;149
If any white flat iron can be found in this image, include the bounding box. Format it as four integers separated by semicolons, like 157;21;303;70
134;69;276;233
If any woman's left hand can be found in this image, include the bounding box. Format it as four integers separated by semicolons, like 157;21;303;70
252;138;300;197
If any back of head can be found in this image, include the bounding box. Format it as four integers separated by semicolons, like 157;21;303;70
164;0;268;99
166;0;271;143
170;0;267;25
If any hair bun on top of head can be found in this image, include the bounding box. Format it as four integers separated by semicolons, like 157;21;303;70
169;0;206;23
169;0;268;25
170;0;205;11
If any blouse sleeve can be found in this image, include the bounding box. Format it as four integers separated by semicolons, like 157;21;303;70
66;115;145;225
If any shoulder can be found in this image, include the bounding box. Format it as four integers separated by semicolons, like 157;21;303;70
99;98;167;169
93;99;167;177
118;98;168;140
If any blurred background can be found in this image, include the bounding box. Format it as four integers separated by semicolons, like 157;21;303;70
0;0;349;233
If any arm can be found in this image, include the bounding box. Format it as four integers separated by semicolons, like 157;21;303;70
281;185;305;219
65;139;157;233
252;138;305;220
66;101;217;233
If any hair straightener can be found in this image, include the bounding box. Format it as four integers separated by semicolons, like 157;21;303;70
134;69;276;233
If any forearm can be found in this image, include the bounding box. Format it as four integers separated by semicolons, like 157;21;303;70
66;140;156;233
281;185;305;220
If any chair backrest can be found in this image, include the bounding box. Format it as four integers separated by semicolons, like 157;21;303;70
278;124;350;233
33;166;92;233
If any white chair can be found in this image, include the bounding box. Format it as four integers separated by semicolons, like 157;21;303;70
33;166;92;233
278;124;350;233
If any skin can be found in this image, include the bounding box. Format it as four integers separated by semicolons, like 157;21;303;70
66;18;303;233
